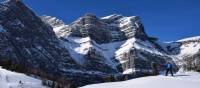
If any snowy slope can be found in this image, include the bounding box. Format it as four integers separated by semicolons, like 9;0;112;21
178;41;200;57
81;72;200;88
60;36;167;72
177;36;200;57
0;67;47;88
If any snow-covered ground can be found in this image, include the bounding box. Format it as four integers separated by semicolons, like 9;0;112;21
81;72;200;88
0;67;47;88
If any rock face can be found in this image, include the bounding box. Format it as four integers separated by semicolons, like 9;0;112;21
101;14;148;41
1;0;199;87
0;0;79;77
42;14;149;44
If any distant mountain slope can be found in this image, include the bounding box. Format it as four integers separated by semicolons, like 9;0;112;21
160;36;200;56
159;36;200;71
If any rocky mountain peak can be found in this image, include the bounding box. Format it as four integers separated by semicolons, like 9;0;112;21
83;13;98;18
73;13;99;25
103;15;148;40
42;14;150;44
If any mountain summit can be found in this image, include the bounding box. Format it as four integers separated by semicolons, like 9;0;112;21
42;13;149;44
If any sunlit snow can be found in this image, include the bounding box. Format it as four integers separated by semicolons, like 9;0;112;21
81;72;200;88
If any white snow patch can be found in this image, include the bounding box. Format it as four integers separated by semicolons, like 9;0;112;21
123;68;136;74
62;36;123;67
99;40;126;68
115;38;164;59
101;15;137;31
68;37;92;55
115;38;136;56
134;40;164;56
101;14;122;19
179;42;200;57
53;25;66;33
118;17;135;27
60;37;92;65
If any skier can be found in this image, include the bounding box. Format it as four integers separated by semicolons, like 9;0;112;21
18;80;24;88
165;62;174;76
19;80;22;84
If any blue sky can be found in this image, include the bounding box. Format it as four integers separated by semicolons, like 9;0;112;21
21;0;200;41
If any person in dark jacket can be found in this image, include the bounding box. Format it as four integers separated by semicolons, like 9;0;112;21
165;62;173;76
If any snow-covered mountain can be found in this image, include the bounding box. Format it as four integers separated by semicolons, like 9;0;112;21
176;36;200;57
42;14;176;76
0;0;199;87
0;67;46;88
160;36;200;57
